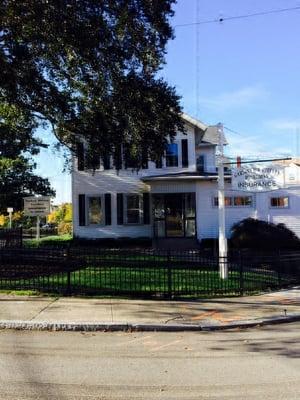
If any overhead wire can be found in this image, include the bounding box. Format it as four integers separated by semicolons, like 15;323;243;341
175;5;300;28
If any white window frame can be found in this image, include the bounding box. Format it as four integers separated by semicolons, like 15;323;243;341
124;194;143;225
87;195;105;225
196;154;206;173
165;142;179;168
212;195;253;208
269;196;289;209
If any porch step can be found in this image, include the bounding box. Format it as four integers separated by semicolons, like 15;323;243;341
153;238;201;250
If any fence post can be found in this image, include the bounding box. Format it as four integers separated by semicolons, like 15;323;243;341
239;251;244;296
65;244;71;295
277;250;282;287
167;250;172;300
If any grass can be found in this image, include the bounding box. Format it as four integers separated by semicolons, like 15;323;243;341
0;266;281;298
24;234;73;247
0;289;41;296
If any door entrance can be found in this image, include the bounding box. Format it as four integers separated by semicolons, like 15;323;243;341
153;193;196;238
165;194;184;237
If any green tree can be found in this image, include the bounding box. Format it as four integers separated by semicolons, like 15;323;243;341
0;104;55;213
0;0;184;168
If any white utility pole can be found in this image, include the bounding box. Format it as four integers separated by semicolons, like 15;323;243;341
217;123;228;279
36;216;40;240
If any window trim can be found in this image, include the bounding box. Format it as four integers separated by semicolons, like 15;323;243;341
269;196;290;209
196;154;205;173
87;195;105;226
212;195;253;208
165;142;179;168
124;194;144;225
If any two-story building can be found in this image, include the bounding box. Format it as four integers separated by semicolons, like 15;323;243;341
72;113;300;244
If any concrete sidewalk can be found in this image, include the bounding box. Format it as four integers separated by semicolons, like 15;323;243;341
0;287;299;331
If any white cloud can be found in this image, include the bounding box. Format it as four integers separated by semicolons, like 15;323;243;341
226;133;292;159
265;119;300;131
199;86;268;112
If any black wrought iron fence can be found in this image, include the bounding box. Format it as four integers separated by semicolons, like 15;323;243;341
0;228;22;248
0;246;298;298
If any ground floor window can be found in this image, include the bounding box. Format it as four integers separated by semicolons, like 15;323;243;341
125;194;143;224
153;193;196;238
270;196;289;208
213;196;253;207
88;196;103;224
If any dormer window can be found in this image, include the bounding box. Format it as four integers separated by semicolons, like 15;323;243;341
166;143;178;167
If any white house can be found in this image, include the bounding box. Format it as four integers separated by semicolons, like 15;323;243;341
72;113;300;244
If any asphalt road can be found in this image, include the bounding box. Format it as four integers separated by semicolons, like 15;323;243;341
0;324;299;399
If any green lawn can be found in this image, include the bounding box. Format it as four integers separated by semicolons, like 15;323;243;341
0;265;281;298
24;234;73;247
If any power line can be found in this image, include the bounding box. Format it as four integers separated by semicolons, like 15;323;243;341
223;126;245;137
175;6;300;28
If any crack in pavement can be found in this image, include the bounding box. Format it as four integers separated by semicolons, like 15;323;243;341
29;297;59;321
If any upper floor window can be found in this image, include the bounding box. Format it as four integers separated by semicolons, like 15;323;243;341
270;197;289;208
196;155;205;173
166;143;178;167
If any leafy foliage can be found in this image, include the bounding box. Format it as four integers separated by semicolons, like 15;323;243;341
0;1;184;168
0;156;55;214
47;203;72;225
230;218;300;250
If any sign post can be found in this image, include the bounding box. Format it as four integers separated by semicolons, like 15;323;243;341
7;207;13;229
23;197;51;240
217;123;228;279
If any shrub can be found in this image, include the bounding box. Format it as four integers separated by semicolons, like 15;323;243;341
57;221;72;235
230;218;300;250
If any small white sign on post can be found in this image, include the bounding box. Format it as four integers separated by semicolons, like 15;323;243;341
7;207;13;229
24;197;51;240
23;197;51;217
231;164;285;192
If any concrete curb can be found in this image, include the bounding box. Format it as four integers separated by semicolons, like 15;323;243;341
0;314;300;332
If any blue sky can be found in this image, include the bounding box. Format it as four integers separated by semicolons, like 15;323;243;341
36;0;300;203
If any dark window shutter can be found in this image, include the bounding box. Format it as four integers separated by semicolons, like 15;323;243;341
181;139;189;167
78;194;86;226
103;154;111;170
155;157;162;168
86;152;100;170
77;143;85;171
117;193;124;225
115;145;122;170
143;193;150;224
142;149;148;169
105;193;112;225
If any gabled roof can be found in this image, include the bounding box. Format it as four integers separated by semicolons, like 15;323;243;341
201;125;228;145
181;113;227;145
181;113;207;131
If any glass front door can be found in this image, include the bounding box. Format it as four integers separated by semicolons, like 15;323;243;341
165;194;184;237
153;193;196;238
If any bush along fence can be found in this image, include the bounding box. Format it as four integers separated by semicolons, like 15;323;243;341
0;246;299;298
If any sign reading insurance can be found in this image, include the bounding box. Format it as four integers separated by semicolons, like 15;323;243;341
231;164;285;192
24;196;51;216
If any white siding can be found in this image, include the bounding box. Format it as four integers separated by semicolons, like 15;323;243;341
72;123;197;239
150;181;196;194
196;182;257;240
73;170;151;239
195;146;216;173
196;182;300;240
